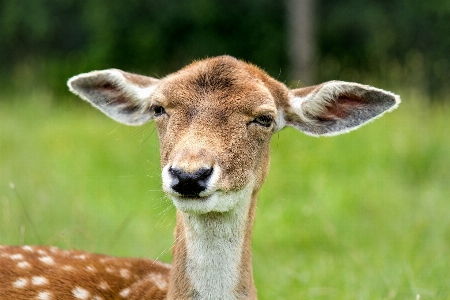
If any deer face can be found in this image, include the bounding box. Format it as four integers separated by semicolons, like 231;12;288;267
154;61;279;212
68;55;399;215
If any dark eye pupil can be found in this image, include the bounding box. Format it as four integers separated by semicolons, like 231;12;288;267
153;106;165;116
254;115;273;127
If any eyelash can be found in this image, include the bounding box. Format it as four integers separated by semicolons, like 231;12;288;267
252;115;274;128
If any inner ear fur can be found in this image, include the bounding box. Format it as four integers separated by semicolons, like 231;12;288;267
68;69;160;126
286;81;400;136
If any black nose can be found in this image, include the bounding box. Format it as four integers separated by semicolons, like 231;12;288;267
169;167;213;197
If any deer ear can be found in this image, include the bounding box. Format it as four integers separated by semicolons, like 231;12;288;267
68;69;160;126
284;81;400;136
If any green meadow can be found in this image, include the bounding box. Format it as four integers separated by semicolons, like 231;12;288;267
1;90;449;299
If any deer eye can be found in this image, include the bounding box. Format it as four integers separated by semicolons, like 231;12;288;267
252;115;274;128
151;105;166;117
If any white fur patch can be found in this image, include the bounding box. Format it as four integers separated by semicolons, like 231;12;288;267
86;265;97;272
10;253;24;260
22;245;34;252
36;291;52;300
13;278;28;288
120;268;130;279
119;287;130;298
182;180;255;300
133;84;158;101
62;264;74;271
98;281;110;290
99;69;156;102
49;246;59;254
37;249;47;255
32;276;48;285
39;256;55;265
72;286;90;299
17;261;31;269
147;273;168;290
275;109;286;131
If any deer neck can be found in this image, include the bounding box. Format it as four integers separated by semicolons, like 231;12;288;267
167;187;258;300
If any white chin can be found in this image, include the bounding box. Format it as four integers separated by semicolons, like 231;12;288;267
169;187;253;215
170;193;232;214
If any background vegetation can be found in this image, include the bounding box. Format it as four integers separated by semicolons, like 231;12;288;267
1;0;450;99
1;90;449;299
1;0;449;299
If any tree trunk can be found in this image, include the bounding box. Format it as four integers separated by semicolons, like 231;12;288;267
287;0;316;85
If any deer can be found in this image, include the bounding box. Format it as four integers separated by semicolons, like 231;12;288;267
0;55;400;300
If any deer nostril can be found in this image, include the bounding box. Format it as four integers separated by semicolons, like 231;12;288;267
168;167;213;197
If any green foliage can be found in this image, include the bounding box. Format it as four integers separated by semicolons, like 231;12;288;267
1;91;449;298
318;0;450;99
2;1;450;99
0;0;286;94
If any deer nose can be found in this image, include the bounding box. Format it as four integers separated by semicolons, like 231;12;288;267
168;167;214;197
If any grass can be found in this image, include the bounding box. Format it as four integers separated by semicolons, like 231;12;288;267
1;89;449;299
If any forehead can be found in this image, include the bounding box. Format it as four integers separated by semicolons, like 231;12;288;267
157;58;276;112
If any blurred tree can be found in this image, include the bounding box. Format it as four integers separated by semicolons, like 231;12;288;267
287;0;316;85
317;0;450;99
0;0;287;95
0;0;449;100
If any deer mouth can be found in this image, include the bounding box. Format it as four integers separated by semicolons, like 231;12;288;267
168;191;218;214
175;194;211;201
167;184;254;215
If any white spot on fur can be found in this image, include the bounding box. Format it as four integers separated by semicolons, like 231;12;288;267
105;266;115;273
62;264;74;271
36;291;52;300
72;286;90;299
22;245;34;252
18;261;31;269
120;268;130;279
98;281;110;290
86;265;97;272
119;287;130;298
39;256;55;265
147;273;168;290
49;247;59;253
74;254;87;260
13;277;28;288
92;296;103;300
37;249;47;255
10;253;24;260
99;258;109;264
32;276;48;285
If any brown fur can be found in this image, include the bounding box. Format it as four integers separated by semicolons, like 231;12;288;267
0;245;170;300
154;56;281;192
